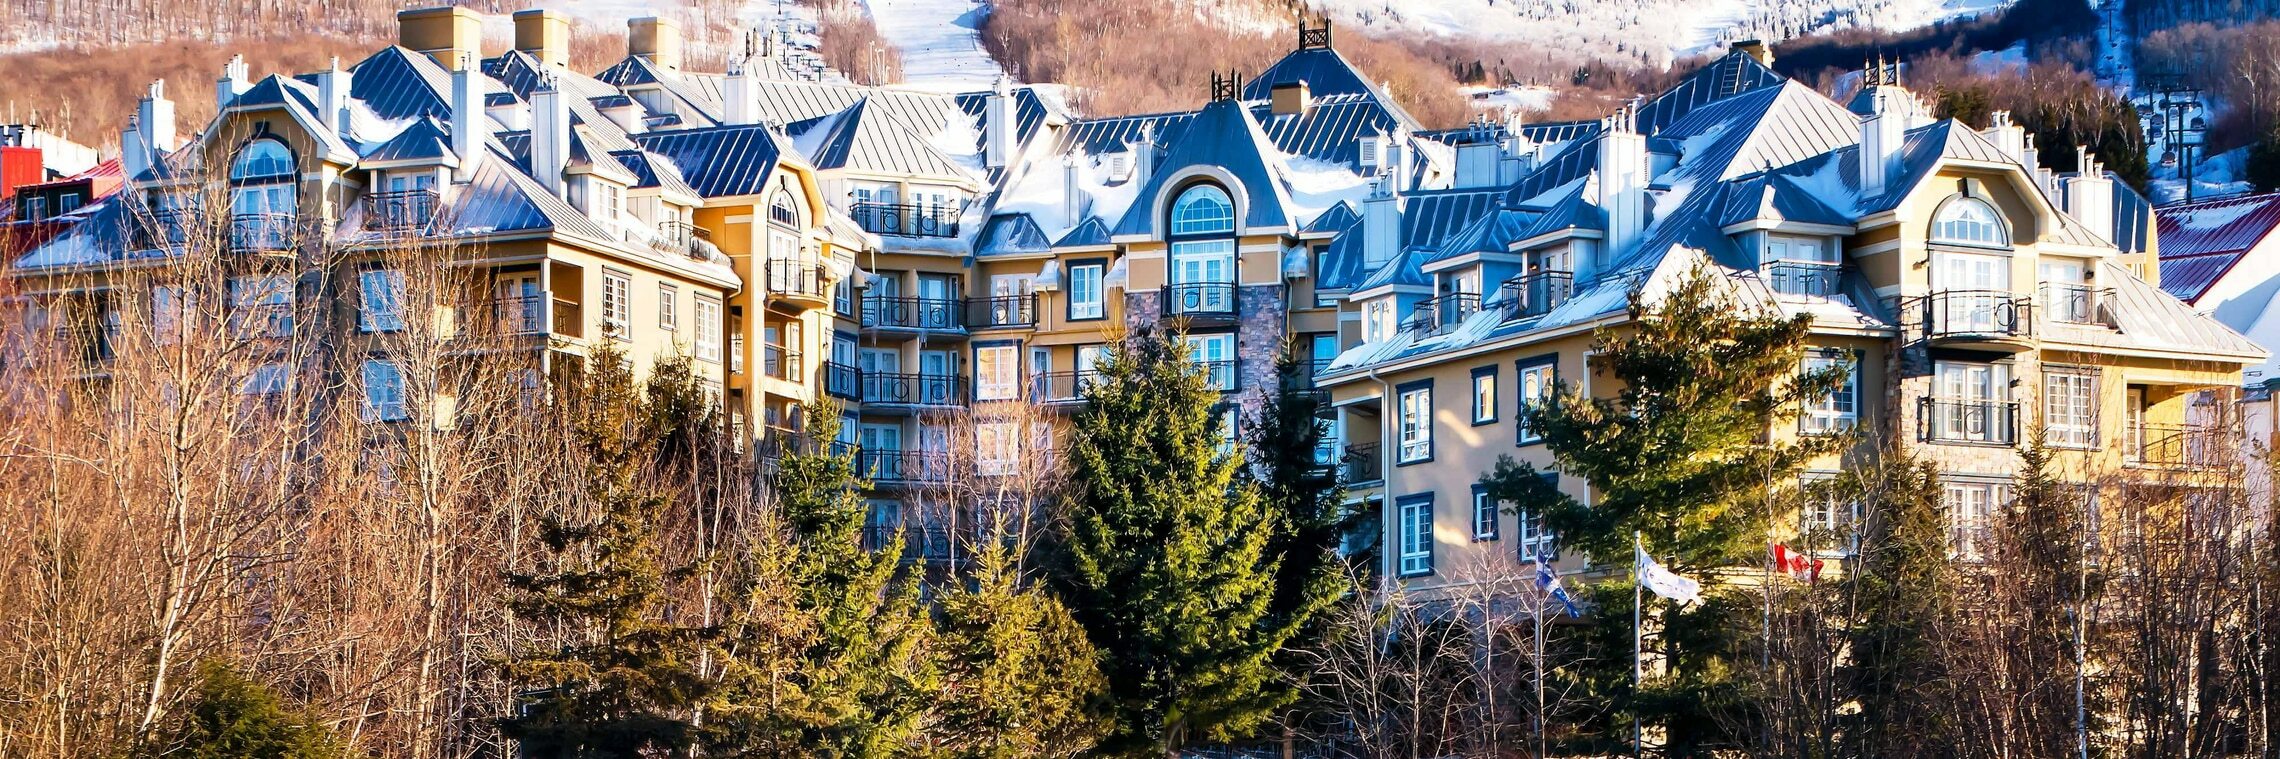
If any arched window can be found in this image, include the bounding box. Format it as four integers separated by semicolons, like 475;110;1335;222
1931;197;2008;247
1169;184;1234;236
769;192;799;228
230;139;294;182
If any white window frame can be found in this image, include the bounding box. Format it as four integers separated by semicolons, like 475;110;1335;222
2045;369;2098;448
658;284;678;332
1516;508;1555;562
975;344;1020;401
361;359;408;422
229;274;294;339
359;269;406;333
1363;298;1395;343
1471;488;1499;540
1517;361;1554;444
1931;196;2009;247
1397;495;1434;576
1943;480;2008;561
1183;333;1235;392
1397;384;1432;463
1472;368;1497;425
1069;263;1105;320
977;421;1019;476
602;271;632;339
694;297;722;363
1801;353;1857;435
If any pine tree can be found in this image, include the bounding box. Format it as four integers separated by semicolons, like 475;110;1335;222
1054;328;1292;756
1477;265;1847;751
1842;453;1958;757
138;660;344;759
500;345;705;758
933;539;1112;758
704;403;935;756
1989;439;2103;757
1246;342;1349;641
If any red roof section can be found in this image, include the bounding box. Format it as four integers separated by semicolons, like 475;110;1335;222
2156;193;2280;304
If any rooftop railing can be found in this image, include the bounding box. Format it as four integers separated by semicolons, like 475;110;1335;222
850;201;960;239
1498;270;1574;319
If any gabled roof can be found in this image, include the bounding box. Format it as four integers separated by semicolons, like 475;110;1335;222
1614;82;1859;272
611;149;701;198
1353;245;1432;292
1301;201;1360;235
2155;193;2280;304
1631;49;1786;136
348;46;453;121
1110;98;1298;237
1055;216;1112;248
1318;189;1504;290
361;116;455;165
631;124;786;198
788;99;971;177
977;213;1052;256
1714;173;1851;228
1054;111;1193;158
1242;46;1423;133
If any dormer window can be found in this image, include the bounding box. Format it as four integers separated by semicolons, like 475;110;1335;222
1760;234;1839;297
1931;197;2008;248
229;138;297;250
770;192;799;228
1166;183;1237;317
599;182;624;223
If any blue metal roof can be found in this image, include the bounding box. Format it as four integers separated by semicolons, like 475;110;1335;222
631;124;785;198
1302;201;1360;235
977;213;1052;256
1319;189;1504;289
362;117;454;163
1631;49;1786;136
348;46;452;121
1249;94;1406;168
1110;98;1294;237
1055;216;1113;247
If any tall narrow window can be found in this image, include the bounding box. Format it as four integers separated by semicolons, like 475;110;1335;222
1801;353;1857;434
361;359;407;422
1069;262;1105;320
694;297;722;363
1183;333;1234;392
975;344;1020;401
1167;184;1236;315
2045;369;2097;448
658;284;678;332
229;275;293;338
602;271;631;339
1397;493;1435;576
1516;359;1555;445
1943;480;2007;560
1472;366;1498;425
1397;381;1433;463
1471;485;1499;540
359;269;405;333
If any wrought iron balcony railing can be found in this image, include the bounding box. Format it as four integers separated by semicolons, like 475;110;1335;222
967;294;1037;329
1031;371;1099;404
229;213;297;253
1161;282;1239;320
2130;422;2225;470
2039;282;2108;325
1498;270;1574;319
1920;290;2032;341
1406;292;1481;337
1342;443;1383;484
1762;261;1842;298
1917;398;2019;446
823;360;861;400
761;344;803;382
858;449;955;484
862;296;964;331
860;372;967;407
768;258;829;300
362;190;439;231
850;201;960;238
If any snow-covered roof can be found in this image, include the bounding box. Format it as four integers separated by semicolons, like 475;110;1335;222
2156;193;2280;305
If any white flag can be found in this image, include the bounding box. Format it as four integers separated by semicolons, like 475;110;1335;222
1636;543;1702;605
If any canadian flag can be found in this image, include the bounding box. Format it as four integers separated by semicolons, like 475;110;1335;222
1771;544;1824;582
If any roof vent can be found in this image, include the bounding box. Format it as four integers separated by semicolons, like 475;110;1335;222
1210;70;1243;102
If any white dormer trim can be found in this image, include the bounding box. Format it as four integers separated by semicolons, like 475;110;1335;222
1111;164;1252;243
1719;219;1854;237
1419;250;1524;275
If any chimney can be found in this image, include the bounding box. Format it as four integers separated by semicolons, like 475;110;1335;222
486;94;529;131
513;9;571;68
1062;155;1084;224
2064;146;2114;236
1386;127;1413;191
1362;175;1402;268
1858;87;1905;198
530;75;569;196
120;116;150;182
216;55;250;111
1982;110;2027;166
1596;107;1648;256
598;98;644;134
1128;122;1158;189
1271;80;1312;118
0;145;43;200
451;55;488;181
136;79;178;154
724;55;758;125
628;17;683;71
984;76;1015;169
398;6;483;71
1499;111;1535;183
1731;39;1773;68
315;58;350;137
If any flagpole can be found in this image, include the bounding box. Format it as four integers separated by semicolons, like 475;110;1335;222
1633;531;1643;759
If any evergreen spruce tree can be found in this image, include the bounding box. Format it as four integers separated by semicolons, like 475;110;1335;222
138;660;344;759
1245;342;1349;640
1842;453;1958;757
704;403;935;757
1478;266;1846;751
1992;438;2104;757
1054;328;1292;756
501;345;705;758
933;539;1112;758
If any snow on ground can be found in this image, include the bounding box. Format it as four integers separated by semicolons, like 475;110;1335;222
1972;41;2028;74
2150;146;2256;206
1464;85;1557;114
861;0;1005;92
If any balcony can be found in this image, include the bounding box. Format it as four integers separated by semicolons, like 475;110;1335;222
1161;282;1239;323
1197;360;1237;393
1498;271;1574;319
229;213;297;253
137;207;195;249
1917;398;2019;446
1919;290;2033;349
2129;423;2225;470
1342;443;1383;485
858;449;954;484
861;522;959;563
2040;282;2108;326
862;296;964;333
1762;261;1842;298
967;294;1037;329
1031;371;1098;405
486;295;582;339
766;258;831;309
227;303;295;340
1406;292;1481;338
861;372;967;408
652;221;714;260
823;360;861;400
362;190;438;232
761;344;803;382
850;201;960;239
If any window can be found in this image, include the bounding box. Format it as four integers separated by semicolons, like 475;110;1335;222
658;284;678;332
977;421;1019;476
57;192;79;214
1169;184;1235;235
1931;197;2008;247
24;196;47;221
597;182;624;222
1183;333;1235;391
1309;333;1339;378
2040;259;2095;324
361;359;408;422
229;275;293;338
230;139;294;180
241;362;289;396
359;269;405;333
152;285;189;344
1069;262;1105;320
2045;369;2098;448
770;192;799;227
1471;485;1499;540
1363;298;1395;343
1929;361;2015;445
975;344;1020;400
1801;352;1857;434
602;271;631;338
1762;235;1839;296
1943;480;2009;561
1471;366;1498;425
1801;477;1858;555
1516;358;1555;445
694;297;722;363
1397;493;1435;576
1397;380;1433;464
1217;406;1241;456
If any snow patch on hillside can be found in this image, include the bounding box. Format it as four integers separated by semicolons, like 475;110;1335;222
862;0;1006;92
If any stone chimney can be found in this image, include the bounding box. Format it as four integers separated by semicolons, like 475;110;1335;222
1271;80;1312;118
451;55;487;181
1858;86;1906;198
1596;107;1647;256
530;75;569;196
315;58;350;137
1362;174;1403;268
398;6;483;71
985;76;1015;169
216;55;250;111
628;17;683;71
513;9;572;69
